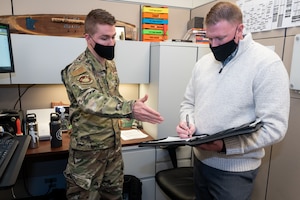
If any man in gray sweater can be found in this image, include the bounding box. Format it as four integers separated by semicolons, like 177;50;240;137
176;2;290;200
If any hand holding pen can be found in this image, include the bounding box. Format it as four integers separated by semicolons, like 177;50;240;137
176;114;195;138
186;114;190;128
186;114;191;137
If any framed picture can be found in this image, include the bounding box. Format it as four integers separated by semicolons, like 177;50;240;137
115;26;126;40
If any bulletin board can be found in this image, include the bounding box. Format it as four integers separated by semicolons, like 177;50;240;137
237;0;300;33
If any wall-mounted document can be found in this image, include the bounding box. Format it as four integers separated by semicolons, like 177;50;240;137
237;0;300;33
139;120;262;147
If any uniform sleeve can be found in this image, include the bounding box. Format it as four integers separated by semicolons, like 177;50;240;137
62;62;135;119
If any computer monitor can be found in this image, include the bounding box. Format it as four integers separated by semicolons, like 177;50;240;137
0;23;14;73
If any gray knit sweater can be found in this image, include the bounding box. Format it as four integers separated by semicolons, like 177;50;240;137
180;33;290;172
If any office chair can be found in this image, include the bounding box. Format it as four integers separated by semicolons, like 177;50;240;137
155;145;196;200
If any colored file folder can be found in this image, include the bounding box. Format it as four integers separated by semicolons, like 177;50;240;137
139;120;262;147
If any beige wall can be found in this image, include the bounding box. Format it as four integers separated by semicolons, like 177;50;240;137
0;84;138;111
0;0;12;15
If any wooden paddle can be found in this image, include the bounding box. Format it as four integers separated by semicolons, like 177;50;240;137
0;14;136;40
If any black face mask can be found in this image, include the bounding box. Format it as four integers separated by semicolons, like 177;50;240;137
90;36;115;60
94;43;115;60
210;39;237;62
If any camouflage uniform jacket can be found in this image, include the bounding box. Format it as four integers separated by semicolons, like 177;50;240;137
61;48;135;151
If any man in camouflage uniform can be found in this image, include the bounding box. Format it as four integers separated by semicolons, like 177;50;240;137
61;9;164;200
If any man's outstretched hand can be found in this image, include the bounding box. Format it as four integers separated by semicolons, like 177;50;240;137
133;94;164;124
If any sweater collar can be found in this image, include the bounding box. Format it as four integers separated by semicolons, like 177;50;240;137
234;33;253;59
226;33;252;63
218;33;252;73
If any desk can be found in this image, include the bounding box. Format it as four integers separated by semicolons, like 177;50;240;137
26;129;153;157
23;130;155;199
26;134;69;157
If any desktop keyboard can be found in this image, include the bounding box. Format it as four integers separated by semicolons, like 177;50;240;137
0;137;19;179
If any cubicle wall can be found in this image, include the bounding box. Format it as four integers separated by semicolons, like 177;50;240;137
264;28;300;200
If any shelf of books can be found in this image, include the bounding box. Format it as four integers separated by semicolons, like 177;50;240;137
141;5;168;42
183;28;209;44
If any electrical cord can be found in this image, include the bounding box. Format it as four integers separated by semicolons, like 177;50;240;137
0;127;15;139
11;187;16;199
13;84;35;110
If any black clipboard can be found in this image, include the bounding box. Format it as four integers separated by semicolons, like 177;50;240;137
139;120;262;147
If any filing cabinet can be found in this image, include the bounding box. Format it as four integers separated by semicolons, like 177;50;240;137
122;145;155;200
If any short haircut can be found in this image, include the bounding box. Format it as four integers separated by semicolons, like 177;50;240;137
85;9;116;35
205;2;243;26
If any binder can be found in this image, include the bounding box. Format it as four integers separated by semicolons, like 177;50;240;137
142;18;168;24
139;120;262;147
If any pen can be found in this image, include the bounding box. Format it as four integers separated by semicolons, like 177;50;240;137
186;114;190;128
